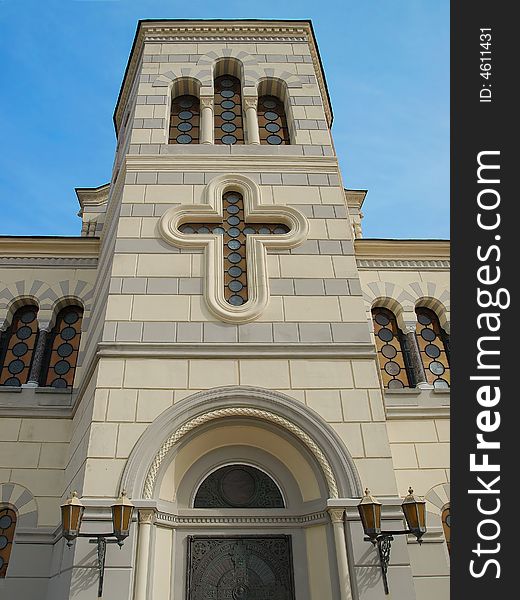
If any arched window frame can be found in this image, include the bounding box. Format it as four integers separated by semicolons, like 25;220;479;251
372;306;414;389
40;304;84;389
0;504;17;578
168;77;201;145
415;306;450;389
257;78;294;145
0;303;39;387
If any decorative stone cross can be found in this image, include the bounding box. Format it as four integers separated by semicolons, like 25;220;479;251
159;174;308;323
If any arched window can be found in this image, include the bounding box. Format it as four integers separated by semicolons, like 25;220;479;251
415;307;450;389
0;505;17;578
0;305;39;387
41;305;83;389
169;94;200;144
194;465;285;508
372;307;413;389
442;504;451;554
214;75;244;145
258;95;290;145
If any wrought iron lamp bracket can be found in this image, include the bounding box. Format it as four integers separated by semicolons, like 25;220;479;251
364;530;415;595
76;533;122;598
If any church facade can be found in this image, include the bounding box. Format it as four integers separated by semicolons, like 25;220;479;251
0;20;450;600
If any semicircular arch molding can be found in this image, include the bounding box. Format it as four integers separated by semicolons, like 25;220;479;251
0;482;38;527
120;386;362;501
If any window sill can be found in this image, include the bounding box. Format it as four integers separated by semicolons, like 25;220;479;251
0;386;73;417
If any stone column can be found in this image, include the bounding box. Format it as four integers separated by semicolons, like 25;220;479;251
200;96;214;145
244;96;260;145
27;326;50;387
133;509;155;600
404;325;431;388
328;508;353;600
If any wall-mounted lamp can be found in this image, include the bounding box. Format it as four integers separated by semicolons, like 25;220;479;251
357;487;426;594
61;491;134;598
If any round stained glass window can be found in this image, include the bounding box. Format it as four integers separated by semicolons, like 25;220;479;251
434;379;449;389
0;515;11;529
388;379;404;389
221;111;236;121
8;360;24;375
267;135;282;145
227;205;239;214
228;252;242;264
63;310;79;325
226;195;239;203
20;310;36;324
264;111;279;121
221;135;237;145
243;227;255;235
12;342;28;357
58;343;73;358
0;535;8;550
51;378;67;389
262;99;277;109
181;226;194;234
54;360;71;375
197;227;210;234
418;312;432;325
228;266;242;277
4;377;20;387
381;344;397;359
176;134;192;144
421;328;436;342
17;326;32;340
220;78;234;88
385;361;401;376
178;97;193;108
227;240;241;250
375;312;390;326
430;361;445;375
221;100;235;109
259;227;271;235
61;327;76;341
378;328;393;342
212;227;225;235
228;227;240;238
177;122;193;132
425;344;441;358
228;280;244;292
229;295;244;306
274;227;288;234
227;216;240;226
221;122;237;133
265;122;280;133
220;89;234;98
178;110;193;120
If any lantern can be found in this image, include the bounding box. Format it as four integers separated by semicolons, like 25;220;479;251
61;491;85;546
111;491;134;546
401;487;426;542
357;488;382;541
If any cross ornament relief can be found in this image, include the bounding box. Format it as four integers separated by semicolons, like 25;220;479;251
159;174;308;323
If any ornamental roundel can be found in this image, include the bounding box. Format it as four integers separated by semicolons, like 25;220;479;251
372;307;411;389
415;307;450;388
0;305;38;387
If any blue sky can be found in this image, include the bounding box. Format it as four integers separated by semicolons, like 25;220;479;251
0;0;449;239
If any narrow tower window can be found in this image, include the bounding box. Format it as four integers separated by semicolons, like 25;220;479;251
169;94;200;144
0;506;17;578
214;75;244;145
0;305;39;387
258;95;290;145
415;307;450;388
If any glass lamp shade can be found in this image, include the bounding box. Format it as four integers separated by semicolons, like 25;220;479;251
111;491;134;545
60;491;85;545
402;488;427;541
357;488;382;540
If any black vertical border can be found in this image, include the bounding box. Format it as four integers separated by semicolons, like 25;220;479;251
451;3;516;598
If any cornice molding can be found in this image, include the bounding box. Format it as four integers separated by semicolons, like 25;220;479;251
155;510;328;528
357;258;450;270
0;237;100;261
0;257;98;268
385;405;450;420
75;184;110;212
355;239;450;270
115;20;333;133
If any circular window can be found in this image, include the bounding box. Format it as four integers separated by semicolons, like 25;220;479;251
176;134;192;144
220;78;234;88
12;342;28;357
262;99;277;109
221;100;235;109
197;227;210;234
4;377;20;387
228;227;241;238
63;310;80;325
385;361;401;376
229;295;244;306
226;194;239;203
228;252;242;264
264;111;279;121
180;226;194;234
0;515;13;529
429;361;445;375
227;240;241;250
421;328;436;342
16;326;33;340
229;280;244;292
221;111;236;121
51;378;68;389
228;266;243;278
57;343;74;358
212;227;225;235
425;344;441;358
221;122;237;133
54;360;71;375
8;360;24;375
378;328;393;342
243;227;255;235
178;97;194;108
258;227;271;235
178;110;193;120
434;379;449;389
381;344;397;359
417;312;432;325
265;122;281;133
177;122;193;132
267;135;282;145
220;89;234;98
0;535;8;550
388;379;404;389
221;135;237;145
61;327;77;341
20;310;36;324
274;227;288;234
374;312;390;326
227;205;240;215
227;216;240;226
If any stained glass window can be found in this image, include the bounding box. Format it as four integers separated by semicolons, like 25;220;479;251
0;305;39;387
415;307;450;388
372;307;412;389
442;505;451;554
0;506;16;578
214;75;244;145
258;95;290;145
194;465;285;508
169;94;200;144
41;305;83;389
